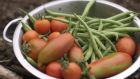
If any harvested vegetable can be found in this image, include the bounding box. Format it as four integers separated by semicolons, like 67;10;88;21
62;62;82;79
46;61;62;78
116;37;136;56
68;44;84;63
22;30;39;42
34;19;51;34
20;0;140;78
38;33;74;64
28;38;47;61
48;32;61;41
51;17;68;32
22;22;39;42
89;52;132;78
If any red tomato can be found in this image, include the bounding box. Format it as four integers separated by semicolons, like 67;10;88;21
51;17;68;32
116;37;136;56
28;38;47;61
46;61;62;78
62;62;82;79
34;19;50;34
89;52;132;78
48;32;61;41
68;45;84;63
22;30;39;42
38;33;74;64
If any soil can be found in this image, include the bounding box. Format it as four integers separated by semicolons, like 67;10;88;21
0;0;140;79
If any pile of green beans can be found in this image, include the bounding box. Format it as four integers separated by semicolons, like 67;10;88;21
42;0;140;63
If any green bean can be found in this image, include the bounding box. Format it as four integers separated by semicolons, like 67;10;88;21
77;29;121;45
46;9;74;17
77;33;88;37
87;11;133;24
91;39;103;58
105;23;132;29
46;10;133;31
100;15;135;28
69;28;74;34
91;52;96;62
74;0;96;36
89;19;123;26
21;22;32;31
100;15;134;29
26;56;37;67
88;13;134;29
105;41;110;47
81;0;96;19
90;29;117;51
68;18;74;34
119;14;135;23
44;16;69;23
101;19;123;25
77;31;118;51
105;27;140;32
94;36;106;50
67;17;73;32
102;22;132;29
44;16;85;28
75;28;86;33
103;46;111;56
87;19;98;24
74;14;103;58
82;44;88;52
45;15;127;31
102;31;129;39
46;9;97;20
77;32;129;39
114;33;120;40
39;34;49;41
75;39;82;47
98;20;103;31
88;20;123;29
78;38;86;46
108;11;133;20
89;23;99;28
118;22;132;27
84;43;93;61
73;22;80;36
89;22;131;29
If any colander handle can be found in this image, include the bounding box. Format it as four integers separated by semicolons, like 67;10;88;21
3;17;23;43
